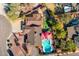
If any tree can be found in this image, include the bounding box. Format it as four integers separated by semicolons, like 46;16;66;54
60;38;77;53
60;30;66;39
6;4;20;21
43;8;57;32
43;20;49;29
55;22;63;30
46;18;56;27
55;39;61;48
55;29;61;39
60;40;68;52
4;3;11;13
55;29;66;39
54;23;67;50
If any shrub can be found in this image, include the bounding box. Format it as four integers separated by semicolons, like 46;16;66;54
66;39;76;52
60;39;76;52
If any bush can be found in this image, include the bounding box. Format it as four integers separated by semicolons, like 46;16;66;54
6;4;20;21
55;22;63;30
55;39;61;48
60;39;76;52
61;40;69;52
60;30;66;39
55;29;66;39
65;39;76;52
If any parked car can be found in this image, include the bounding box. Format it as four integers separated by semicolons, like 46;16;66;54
41;32;55;54
42;39;54;54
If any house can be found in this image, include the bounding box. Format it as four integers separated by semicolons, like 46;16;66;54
24;8;43;28
21;4;44;46
24;12;43;46
23;26;42;46
23;27;35;45
19;3;44;28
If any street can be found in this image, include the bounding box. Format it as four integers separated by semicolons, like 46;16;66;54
0;15;12;56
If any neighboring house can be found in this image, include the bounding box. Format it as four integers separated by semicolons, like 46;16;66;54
75;25;79;34
72;3;77;11
74;35;79;48
67;18;79;45
76;3;79;11
67;26;76;38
